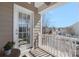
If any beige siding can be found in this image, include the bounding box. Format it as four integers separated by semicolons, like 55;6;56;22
33;14;41;48
34;14;40;26
0;3;13;48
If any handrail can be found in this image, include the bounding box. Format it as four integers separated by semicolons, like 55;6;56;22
42;34;79;42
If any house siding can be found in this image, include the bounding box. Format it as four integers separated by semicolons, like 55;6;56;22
0;2;38;48
0;2;13;48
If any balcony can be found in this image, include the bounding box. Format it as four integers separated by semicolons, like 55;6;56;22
30;33;79;57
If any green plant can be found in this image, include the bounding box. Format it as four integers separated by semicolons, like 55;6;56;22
26;38;30;44
22;55;27;57
4;41;15;50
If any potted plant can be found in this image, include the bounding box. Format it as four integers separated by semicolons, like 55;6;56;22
3;41;15;55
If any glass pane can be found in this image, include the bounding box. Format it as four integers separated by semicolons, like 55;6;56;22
23;13;26;20
27;15;30;20
19;33;22;39
23;33;26;39
23;27;26;32
19;27;22;32
22;33;30;44
19;12;22;19
26;24;28;31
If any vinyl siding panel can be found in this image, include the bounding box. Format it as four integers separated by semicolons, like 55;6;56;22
0;2;13;48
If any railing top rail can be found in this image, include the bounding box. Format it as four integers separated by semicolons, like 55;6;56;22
42;34;79;42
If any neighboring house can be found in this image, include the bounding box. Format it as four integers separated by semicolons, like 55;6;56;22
64;22;79;37
72;22;79;36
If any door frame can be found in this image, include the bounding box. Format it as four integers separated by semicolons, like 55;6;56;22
13;4;34;49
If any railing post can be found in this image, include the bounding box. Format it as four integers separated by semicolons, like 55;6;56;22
53;35;55;56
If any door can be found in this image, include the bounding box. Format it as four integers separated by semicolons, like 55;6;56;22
13;4;34;51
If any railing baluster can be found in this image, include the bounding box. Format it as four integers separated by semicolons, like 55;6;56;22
63;38;65;57
51;35;53;54
71;39;73;57
60;38;62;56
58;37;61;56
50;35;52;53
56;36;57;56
58;36;59;56
70;40;72;57
48;36;50;52
46;35;47;51
75;40;77;57
46;37;48;50
48;35;49;51
45;34;46;49
57;36;58;56
68;37;70;56
45;35;46;49
54;35;56;56
52;35;54;56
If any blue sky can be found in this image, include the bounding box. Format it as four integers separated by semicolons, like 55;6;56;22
42;3;79;28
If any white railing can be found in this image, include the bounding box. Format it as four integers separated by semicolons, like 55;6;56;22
38;33;79;57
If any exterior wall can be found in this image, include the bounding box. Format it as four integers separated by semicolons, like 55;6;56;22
0;2;38;48
34;14;40;26
33;14;41;48
0;3;13;48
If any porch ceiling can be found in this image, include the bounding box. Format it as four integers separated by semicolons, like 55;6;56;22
27;2;44;8
27;2;67;13
38;2;67;13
